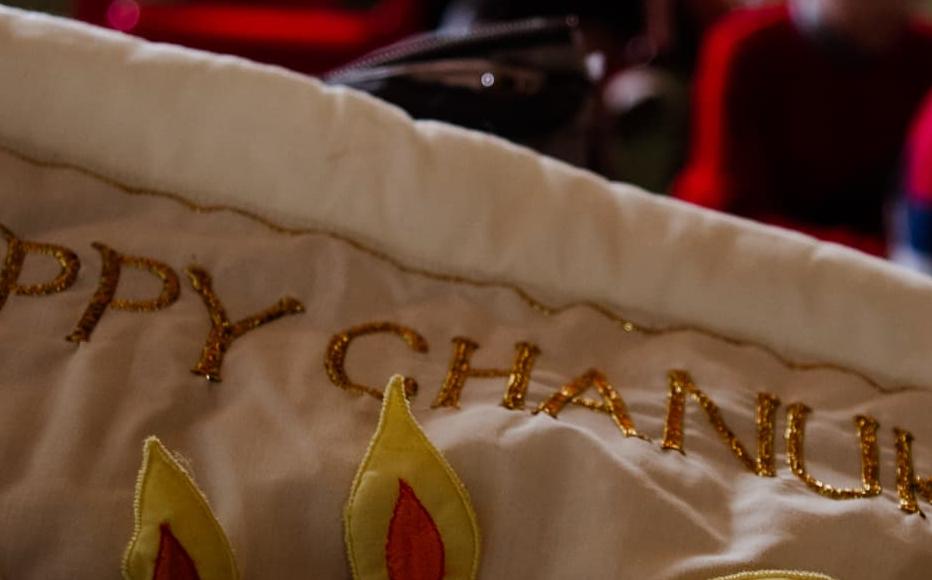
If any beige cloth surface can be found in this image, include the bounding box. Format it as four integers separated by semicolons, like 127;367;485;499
0;5;931;579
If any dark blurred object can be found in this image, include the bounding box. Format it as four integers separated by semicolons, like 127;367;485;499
75;0;425;74
437;0;737;189
602;66;689;192
650;0;735;73
4;0;72;16
597;1;734;192
327;17;595;167
674;3;932;256
441;0;641;36
441;0;642;77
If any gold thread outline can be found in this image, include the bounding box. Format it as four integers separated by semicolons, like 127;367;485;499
1;142;925;396
709;571;837;580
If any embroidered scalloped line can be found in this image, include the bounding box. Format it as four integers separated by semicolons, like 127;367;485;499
1;142;925;397
711;571;836;580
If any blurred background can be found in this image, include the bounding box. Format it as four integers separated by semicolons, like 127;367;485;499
9;0;932;272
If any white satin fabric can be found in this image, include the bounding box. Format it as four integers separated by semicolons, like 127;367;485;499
0;5;930;579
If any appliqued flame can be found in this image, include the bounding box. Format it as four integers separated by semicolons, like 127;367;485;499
123;437;239;580
345;375;480;580
386;480;445;580
153;524;200;580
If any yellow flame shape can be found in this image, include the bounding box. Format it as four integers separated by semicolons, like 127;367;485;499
345;375;481;580
123;437;239;580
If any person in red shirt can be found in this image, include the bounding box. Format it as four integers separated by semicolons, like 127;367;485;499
894;91;932;273
673;0;932;256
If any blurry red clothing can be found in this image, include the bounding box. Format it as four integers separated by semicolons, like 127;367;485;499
906;92;932;206
674;5;932;255
900;91;932;267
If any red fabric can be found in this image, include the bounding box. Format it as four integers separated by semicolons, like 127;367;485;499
903;91;932;257
675;7;786;210
386;479;445;580
674;5;932;253
153;523;201;580
135;5;370;47
78;0;421;74
907;92;932;204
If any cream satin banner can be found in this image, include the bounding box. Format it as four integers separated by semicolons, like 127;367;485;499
0;5;930;579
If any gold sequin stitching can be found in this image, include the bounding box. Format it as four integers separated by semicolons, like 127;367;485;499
894;428;932;516
432;337;539;409
0;223;80;312
186;266;305;382
534;369;644;439
754;392;781;477
785;404;881;499
661;370;780;476
66;242;180;342
661;371;688;455
324;321;429;400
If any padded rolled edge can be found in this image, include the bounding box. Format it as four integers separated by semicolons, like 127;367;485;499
1;5;930;388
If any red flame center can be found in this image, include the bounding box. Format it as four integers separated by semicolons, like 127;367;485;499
153;523;201;580
386;479;445;580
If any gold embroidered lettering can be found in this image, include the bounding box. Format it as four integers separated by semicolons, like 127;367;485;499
754;391;781;477
432;337;539;409
534;369;643;438
894;428;932;516
325;322;429;400
661;370;780;476
186;266;305;382
65;242;180;342
785;404;881;499
0;224;80;312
